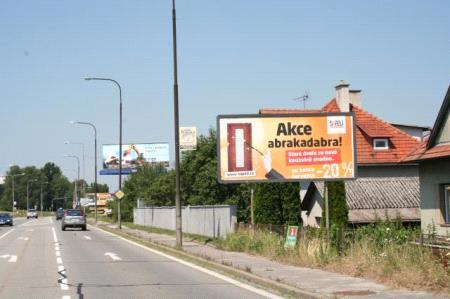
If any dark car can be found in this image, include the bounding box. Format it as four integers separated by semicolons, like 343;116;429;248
61;209;86;231
55;208;64;220
0;213;13;226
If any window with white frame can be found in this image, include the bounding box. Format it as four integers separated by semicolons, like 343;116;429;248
443;184;450;223
373;138;389;150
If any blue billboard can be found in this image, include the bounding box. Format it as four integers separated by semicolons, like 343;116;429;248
101;143;170;175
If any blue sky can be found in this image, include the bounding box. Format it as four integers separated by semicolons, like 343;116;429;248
1;0;449;190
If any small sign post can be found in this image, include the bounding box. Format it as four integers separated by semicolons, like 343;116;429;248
284;225;299;249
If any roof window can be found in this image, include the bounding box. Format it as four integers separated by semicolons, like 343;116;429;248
373;138;389;150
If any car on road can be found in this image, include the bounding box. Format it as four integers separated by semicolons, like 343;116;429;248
27;209;38;219
0;213;13;226
61;209;86;231
55;208;64;220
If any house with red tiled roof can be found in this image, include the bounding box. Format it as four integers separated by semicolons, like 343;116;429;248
260;81;423;226
405;85;450;235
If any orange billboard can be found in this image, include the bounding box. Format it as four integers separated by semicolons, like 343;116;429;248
217;113;356;183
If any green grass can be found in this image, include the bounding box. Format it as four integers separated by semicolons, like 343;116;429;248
214;228;450;293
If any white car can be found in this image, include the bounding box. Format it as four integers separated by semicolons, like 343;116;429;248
27;209;38;219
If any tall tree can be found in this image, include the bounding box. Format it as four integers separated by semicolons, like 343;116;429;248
323;181;348;228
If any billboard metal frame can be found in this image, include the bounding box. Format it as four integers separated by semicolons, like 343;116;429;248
101;142;170;175
216;112;358;183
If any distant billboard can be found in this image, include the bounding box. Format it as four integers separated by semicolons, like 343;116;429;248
217;113;356;183
101;143;170;175
180;127;197;150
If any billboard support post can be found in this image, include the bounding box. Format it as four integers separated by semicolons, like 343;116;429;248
250;186;255;236
324;183;329;240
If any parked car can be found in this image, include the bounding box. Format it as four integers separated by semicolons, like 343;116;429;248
27;209;38;219
61;209;86;231
55;208;64;220
0;213;13;226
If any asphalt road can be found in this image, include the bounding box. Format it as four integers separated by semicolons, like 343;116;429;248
0;217;281;299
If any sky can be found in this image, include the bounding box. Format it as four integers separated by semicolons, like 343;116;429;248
1;0;449;191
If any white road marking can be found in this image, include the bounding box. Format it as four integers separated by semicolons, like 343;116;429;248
0;254;17;263
83;236;92;240
104;252;122;261
60;278;69;290
52;227;58;243
62;296;71;299
0;229;14;240
52;226;70;292
93;226;283;299
26;229;34;232
18;237;29;241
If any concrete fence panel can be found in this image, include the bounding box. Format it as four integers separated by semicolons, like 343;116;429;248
133;205;237;238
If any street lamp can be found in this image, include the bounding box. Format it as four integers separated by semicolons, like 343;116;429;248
172;0;183;247
27;179;38;211
85;77;123;229
70;121;98;223
40;181;49;216
64;154;80;208
64;141;85;195
7;173;24;215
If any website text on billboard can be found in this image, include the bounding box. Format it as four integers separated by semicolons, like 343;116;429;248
217;113;356;183
101;143;170;175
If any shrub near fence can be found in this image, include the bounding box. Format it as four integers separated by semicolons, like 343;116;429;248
215;221;450;291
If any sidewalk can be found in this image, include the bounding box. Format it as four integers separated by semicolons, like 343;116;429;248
99;222;445;298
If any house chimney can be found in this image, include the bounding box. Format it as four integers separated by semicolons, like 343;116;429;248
335;80;350;112
349;89;362;107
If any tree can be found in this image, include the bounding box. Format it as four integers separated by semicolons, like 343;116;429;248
86;182;109;193
254;182;300;225
323;181;348;228
181;128;243;206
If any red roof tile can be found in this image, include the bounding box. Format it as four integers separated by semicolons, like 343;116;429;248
260;99;421;164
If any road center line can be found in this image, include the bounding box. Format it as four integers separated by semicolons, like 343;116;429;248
0;229;15;240
52;227;58;243
84;236;92;240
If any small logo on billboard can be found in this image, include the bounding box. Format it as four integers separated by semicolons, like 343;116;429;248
327;116;346;134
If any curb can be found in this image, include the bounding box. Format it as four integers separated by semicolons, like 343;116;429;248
91;222;323;299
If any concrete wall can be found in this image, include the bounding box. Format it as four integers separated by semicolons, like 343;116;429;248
419;159;450;235
133;205;237;238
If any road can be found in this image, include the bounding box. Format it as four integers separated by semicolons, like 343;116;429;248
0;217;281;299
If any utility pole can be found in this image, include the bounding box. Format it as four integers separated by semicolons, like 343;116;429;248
172;0;182;247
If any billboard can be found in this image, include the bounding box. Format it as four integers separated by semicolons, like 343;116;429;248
101;143;170;175
217;113;356;183
180;127;197;150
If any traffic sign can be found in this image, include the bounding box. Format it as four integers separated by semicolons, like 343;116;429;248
114;190;125;200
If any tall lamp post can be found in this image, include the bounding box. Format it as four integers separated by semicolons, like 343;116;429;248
40;181;48;216
9;173;24;215
27;179;38;211
172;0;182;247
70;121;98;223
85;77;123;229
64;154;80;208
64;141;85;195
